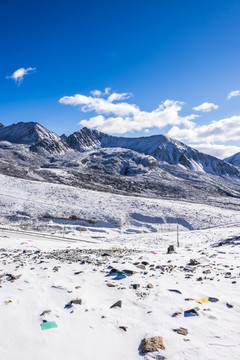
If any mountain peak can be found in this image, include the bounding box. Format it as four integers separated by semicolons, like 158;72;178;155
0;121;60;145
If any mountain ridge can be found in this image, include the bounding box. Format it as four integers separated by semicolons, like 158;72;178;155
0;121;239;202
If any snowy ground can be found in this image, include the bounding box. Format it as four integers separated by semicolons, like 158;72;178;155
0;173;239;359
0;226;239;360
0;174;240;237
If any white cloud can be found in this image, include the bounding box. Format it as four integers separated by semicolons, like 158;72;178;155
91;90;102;97
108;92;132;102
59;90;197;134
189;143;240;159
6;67;36;85
59;88;240;158
193;102;218;112
227;90;240;99
90;87;111;97
167;115;240;144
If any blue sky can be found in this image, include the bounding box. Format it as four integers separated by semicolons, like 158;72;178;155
1;0;240;158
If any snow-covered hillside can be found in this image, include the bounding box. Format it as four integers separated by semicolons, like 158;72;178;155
0;174;239;236
225;152;240;167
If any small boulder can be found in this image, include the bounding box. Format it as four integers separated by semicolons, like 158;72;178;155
172;311;182;317
140;336;165;353
173;327;188;336
106;283;115;287
189;259;199;265
71;299;82;305
136;264;146;270
147;283;154;288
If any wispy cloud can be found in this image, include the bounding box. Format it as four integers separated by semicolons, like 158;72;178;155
59;89;197;134
193;102;218;112
91;87;111;97
6;67;36;85
227;90;240;99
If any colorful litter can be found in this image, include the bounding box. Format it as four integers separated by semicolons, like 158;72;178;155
40;321;58;330
196;298;211;304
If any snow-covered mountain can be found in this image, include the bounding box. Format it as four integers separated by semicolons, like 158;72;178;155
0;122;59;144
66;127;239;177
225;152;240;167
0;121;239;202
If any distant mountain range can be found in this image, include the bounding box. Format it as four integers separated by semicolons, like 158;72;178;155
0;121;239;201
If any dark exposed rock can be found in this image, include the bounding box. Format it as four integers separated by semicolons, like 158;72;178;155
119;326;128;332
110;300;122;308
172;311;182;317
189;259;200;265
167;245;176;254
173;327;188;336
131;284;140;290
70;299;82;305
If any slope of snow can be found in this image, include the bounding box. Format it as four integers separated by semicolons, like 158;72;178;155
0;174;239;237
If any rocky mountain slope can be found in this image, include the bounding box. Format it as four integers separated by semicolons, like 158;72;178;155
0;121;239;202
66;128;239;177
225;152;240;167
